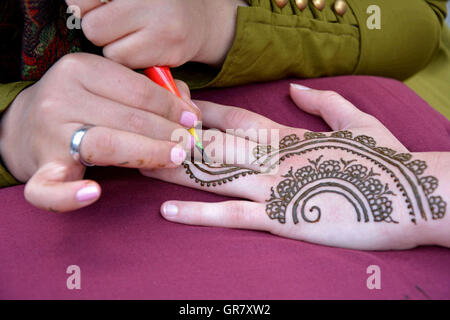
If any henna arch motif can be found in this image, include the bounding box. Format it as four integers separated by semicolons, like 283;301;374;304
183;131;447;225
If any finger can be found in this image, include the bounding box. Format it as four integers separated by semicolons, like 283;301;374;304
199;129;262;168
141;162;276;202
175;80;192;101
71;91;194;143
103;29;162;69
67;53;200;125
193;100;294;144
174;79;199;115
160;200;277;233
24;161;101;212
289;83;380;131
79;126;188;168
81;0;144;47
289;83;408;150
66;0;102;18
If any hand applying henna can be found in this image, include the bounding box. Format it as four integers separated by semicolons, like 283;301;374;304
68;0;248;68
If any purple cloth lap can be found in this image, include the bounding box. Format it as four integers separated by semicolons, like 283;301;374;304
0;76;449;299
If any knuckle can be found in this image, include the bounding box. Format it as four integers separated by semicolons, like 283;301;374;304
321;90;343;102
128;79;152;109
54;53;86;75
226;202;251;225
224;108;252;129
125;111;146;133
35;96;58;120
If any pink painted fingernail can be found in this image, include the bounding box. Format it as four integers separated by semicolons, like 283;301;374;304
76;185;99;202
290;83;311;90
180;111;198;128
171;146;187;165
162;203;178;218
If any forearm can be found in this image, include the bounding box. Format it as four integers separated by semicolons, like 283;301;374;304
0;82;34;188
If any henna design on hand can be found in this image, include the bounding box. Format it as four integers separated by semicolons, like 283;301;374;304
265;156;397;225
183;131;447;225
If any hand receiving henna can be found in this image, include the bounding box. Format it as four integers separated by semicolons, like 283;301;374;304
141;84;449;250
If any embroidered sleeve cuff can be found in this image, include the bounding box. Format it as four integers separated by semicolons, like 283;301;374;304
202;2;359;87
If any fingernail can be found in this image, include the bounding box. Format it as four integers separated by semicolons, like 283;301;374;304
171;146;187;165
76;185;99;202
290;83;311;90
162;203;178;218
191;101;200;111
180;111;198;128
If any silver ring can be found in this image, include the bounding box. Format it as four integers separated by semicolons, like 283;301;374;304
100;0;112;4
70;125;95;167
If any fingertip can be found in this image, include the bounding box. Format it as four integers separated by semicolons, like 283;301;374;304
170;145;187;166
24;178;102;213
75;181;101;204
161;201;179;220
289;83;316;113
290;83;312;92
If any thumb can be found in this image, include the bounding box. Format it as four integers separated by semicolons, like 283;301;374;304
289;83;380;131
24;161;101;213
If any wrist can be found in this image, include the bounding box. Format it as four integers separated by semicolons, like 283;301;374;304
0;88;29;182
197;0;247;67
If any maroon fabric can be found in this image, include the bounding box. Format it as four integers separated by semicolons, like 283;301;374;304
1;76;449;299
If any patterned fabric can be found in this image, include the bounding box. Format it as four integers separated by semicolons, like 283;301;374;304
20;0;83;80
0;0;98;82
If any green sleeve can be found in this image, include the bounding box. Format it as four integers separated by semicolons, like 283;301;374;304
176;0;447;88
0;81;34;188
349;0;447;79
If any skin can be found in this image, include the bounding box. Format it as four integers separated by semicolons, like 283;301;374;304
0;0;248;212
66;0;248;68
0;53;199;212
141;85;450;250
